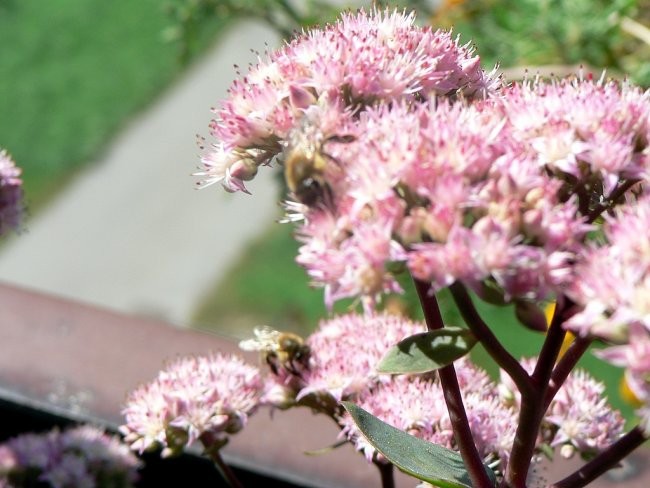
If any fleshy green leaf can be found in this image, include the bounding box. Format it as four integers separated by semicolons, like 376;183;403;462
377;328;477;374
341;402;496;488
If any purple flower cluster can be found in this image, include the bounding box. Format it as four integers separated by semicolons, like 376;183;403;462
0;425;140;488
0;149;23;236
120;353;262;456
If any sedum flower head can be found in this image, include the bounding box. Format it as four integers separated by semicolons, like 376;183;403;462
200;6;650;318
0;425;140;488
0;149;23;236
291;75;650;308
499;358;624;459
337;360;517;472
120;353;262;456
564;194;650;431
547;369;625;458
296;312;424;403
566;194;650;341
196;8;497;193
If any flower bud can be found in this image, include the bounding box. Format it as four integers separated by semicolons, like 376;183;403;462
289;84;317;110
228;157;258;182
515;299;548;332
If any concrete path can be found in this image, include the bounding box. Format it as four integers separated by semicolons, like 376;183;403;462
0;20;281;326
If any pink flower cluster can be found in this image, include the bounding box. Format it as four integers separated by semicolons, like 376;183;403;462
0;149;23;236
298;312;424;402
200;10;650;313
0;425;140;488
120;353;262;456
499;358;624;459
337;359;518;470
295;77;650;309
199;6;650;475
563;195;650;432
196;8;497;193
255;314;623;473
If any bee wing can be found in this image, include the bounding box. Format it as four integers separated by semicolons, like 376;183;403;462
239;325;281;351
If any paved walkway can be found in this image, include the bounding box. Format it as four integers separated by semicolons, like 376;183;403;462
0;20;280;326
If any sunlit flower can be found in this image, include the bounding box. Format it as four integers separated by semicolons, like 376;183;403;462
502;77;650;194
297;312;424;402
499;358;624;458
197;8;497;193
338;360;517;470
121;353;263;456
566;194;650;341
546;369;624;458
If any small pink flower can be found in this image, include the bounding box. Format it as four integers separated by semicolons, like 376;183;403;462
297;312;424;402
121;353;262;456
547;369;624;457
567;195;650;340
500;358;624;458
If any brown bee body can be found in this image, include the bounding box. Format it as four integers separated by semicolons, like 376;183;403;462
240;327;310;375
283;129;354;206
284;147;330;206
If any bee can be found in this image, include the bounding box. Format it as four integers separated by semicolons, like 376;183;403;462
239;326;310;376
283;127;355;207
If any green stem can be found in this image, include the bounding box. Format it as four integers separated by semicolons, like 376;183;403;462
275;0;304;26
414;278;494;488
449;282;533;397
550;427;647;488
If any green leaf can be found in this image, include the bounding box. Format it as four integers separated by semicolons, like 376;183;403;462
377;328;477;374
303;439;348;456
342;402;496;487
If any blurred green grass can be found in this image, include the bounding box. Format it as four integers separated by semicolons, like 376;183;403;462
0;0;227;211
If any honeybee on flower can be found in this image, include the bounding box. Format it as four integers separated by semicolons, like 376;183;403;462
281;101;355;207
240;326;310;375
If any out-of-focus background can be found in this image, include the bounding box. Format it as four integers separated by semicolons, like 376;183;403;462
1;0;649;427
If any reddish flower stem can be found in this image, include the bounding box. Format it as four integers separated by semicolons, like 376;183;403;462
543;336;592;410
414;278;494;488
200;434;244;488
374;460;396;488
586;178;641;223
505;297;571;487
550;427;647;488
448;282;533;398
210;451;244;488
